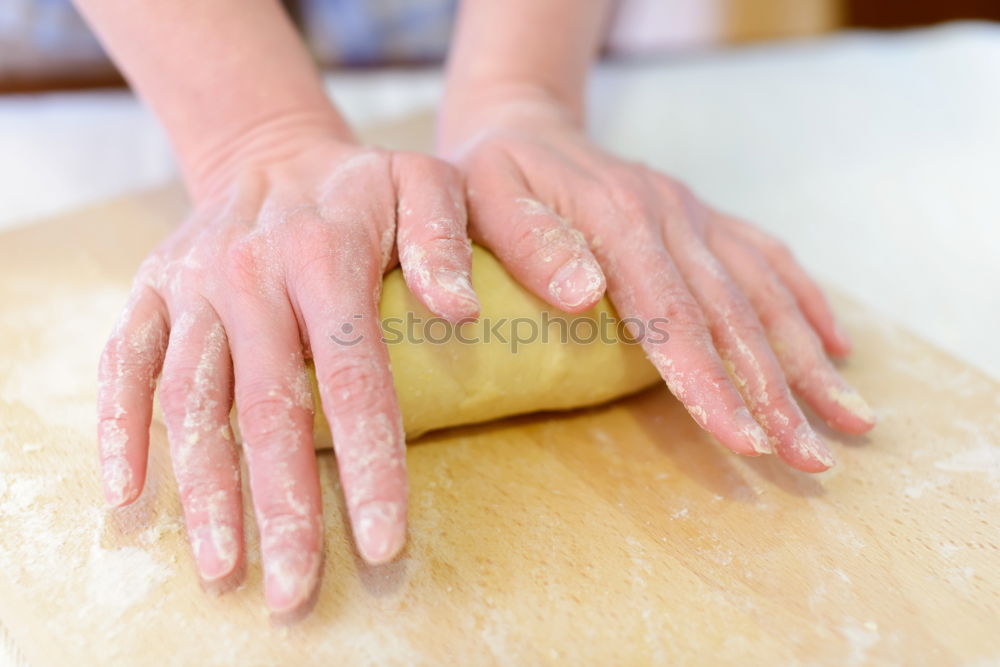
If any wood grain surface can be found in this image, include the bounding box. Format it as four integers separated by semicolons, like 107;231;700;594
1;185;999;666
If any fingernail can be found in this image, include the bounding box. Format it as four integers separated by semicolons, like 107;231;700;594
734;407;773;455
102;456;134;506
827;385;877;425
193;523;238;581
794;422;836;469
355;500;405;564
549;258;605;310
434;268;480;311
264;548;321;613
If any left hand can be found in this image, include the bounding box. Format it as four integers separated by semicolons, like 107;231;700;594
440;94;875;473
97;122;479;613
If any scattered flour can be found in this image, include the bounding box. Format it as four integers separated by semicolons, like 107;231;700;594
84;538;171;619
840;619;880;666
935;443;1000;476
0;469;175;625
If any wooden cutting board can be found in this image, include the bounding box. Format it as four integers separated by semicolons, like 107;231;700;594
1;184;999;665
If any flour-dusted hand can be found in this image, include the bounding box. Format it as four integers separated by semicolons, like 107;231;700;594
97;128;477;613
440;94;874;472
74;0;480;615
439;0;874;473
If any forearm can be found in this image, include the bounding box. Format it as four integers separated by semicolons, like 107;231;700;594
440;0;613;148
73;0;351;201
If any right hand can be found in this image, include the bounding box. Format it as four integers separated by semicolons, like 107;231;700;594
440;90;875;472
97;123;479;615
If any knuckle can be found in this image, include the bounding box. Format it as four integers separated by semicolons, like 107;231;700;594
661;292;709;336
240;387;293;419
223;234;294;298
510;218;584;267
506;220;543;264
97;410;129;434
159;363;224;420
287;236;342;288
426;235;470;262
400;209;463;242
224;237;266;289
725;292;764;332
275;203;323;231
237;386;307;447
605;183;653;224
99;336;160;387
135;254;165;285
257;510;317;544
177;477;230;508
400;235;470;275
158;370;193;415
284;213;328;246
318;353;385;411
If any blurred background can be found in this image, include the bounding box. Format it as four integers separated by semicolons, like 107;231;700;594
3;0;1000;91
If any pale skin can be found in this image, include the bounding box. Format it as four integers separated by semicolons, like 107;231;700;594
78;0;876;616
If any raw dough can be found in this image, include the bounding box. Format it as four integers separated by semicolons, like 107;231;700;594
310;246;660;448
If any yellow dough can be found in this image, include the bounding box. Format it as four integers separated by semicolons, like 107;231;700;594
310;246;661;448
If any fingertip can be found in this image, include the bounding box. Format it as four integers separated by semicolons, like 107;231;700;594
103;490;139;508
264;546;323;615
780;423;836;473
200;554;246;596
428;268;481;322
834;318;853;344
828;326;854;360
797;457;836;474
547;256;606;313
690;405;773;458
825;413;877;436
353;500;407;565
799;370;876;435
101;456;139;507
828;419;876;437
713;422;771;458
733;407;774;456
192;522;241;583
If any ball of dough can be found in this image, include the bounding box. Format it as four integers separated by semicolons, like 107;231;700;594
309;246;660;448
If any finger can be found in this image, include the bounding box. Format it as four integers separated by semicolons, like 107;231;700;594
466;162;606;313
592;218;772;459
96;285;169;506
666;229;836;472
220;280;322;615
718;215;852;357
158;303;243;583
393;152;480;322
709;228;877;436
293;251;408;565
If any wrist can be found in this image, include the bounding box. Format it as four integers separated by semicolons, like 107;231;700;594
438;79;583;157
182;106;355;205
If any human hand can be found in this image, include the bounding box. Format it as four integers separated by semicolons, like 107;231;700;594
97;121;479;614
440;92;875;473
